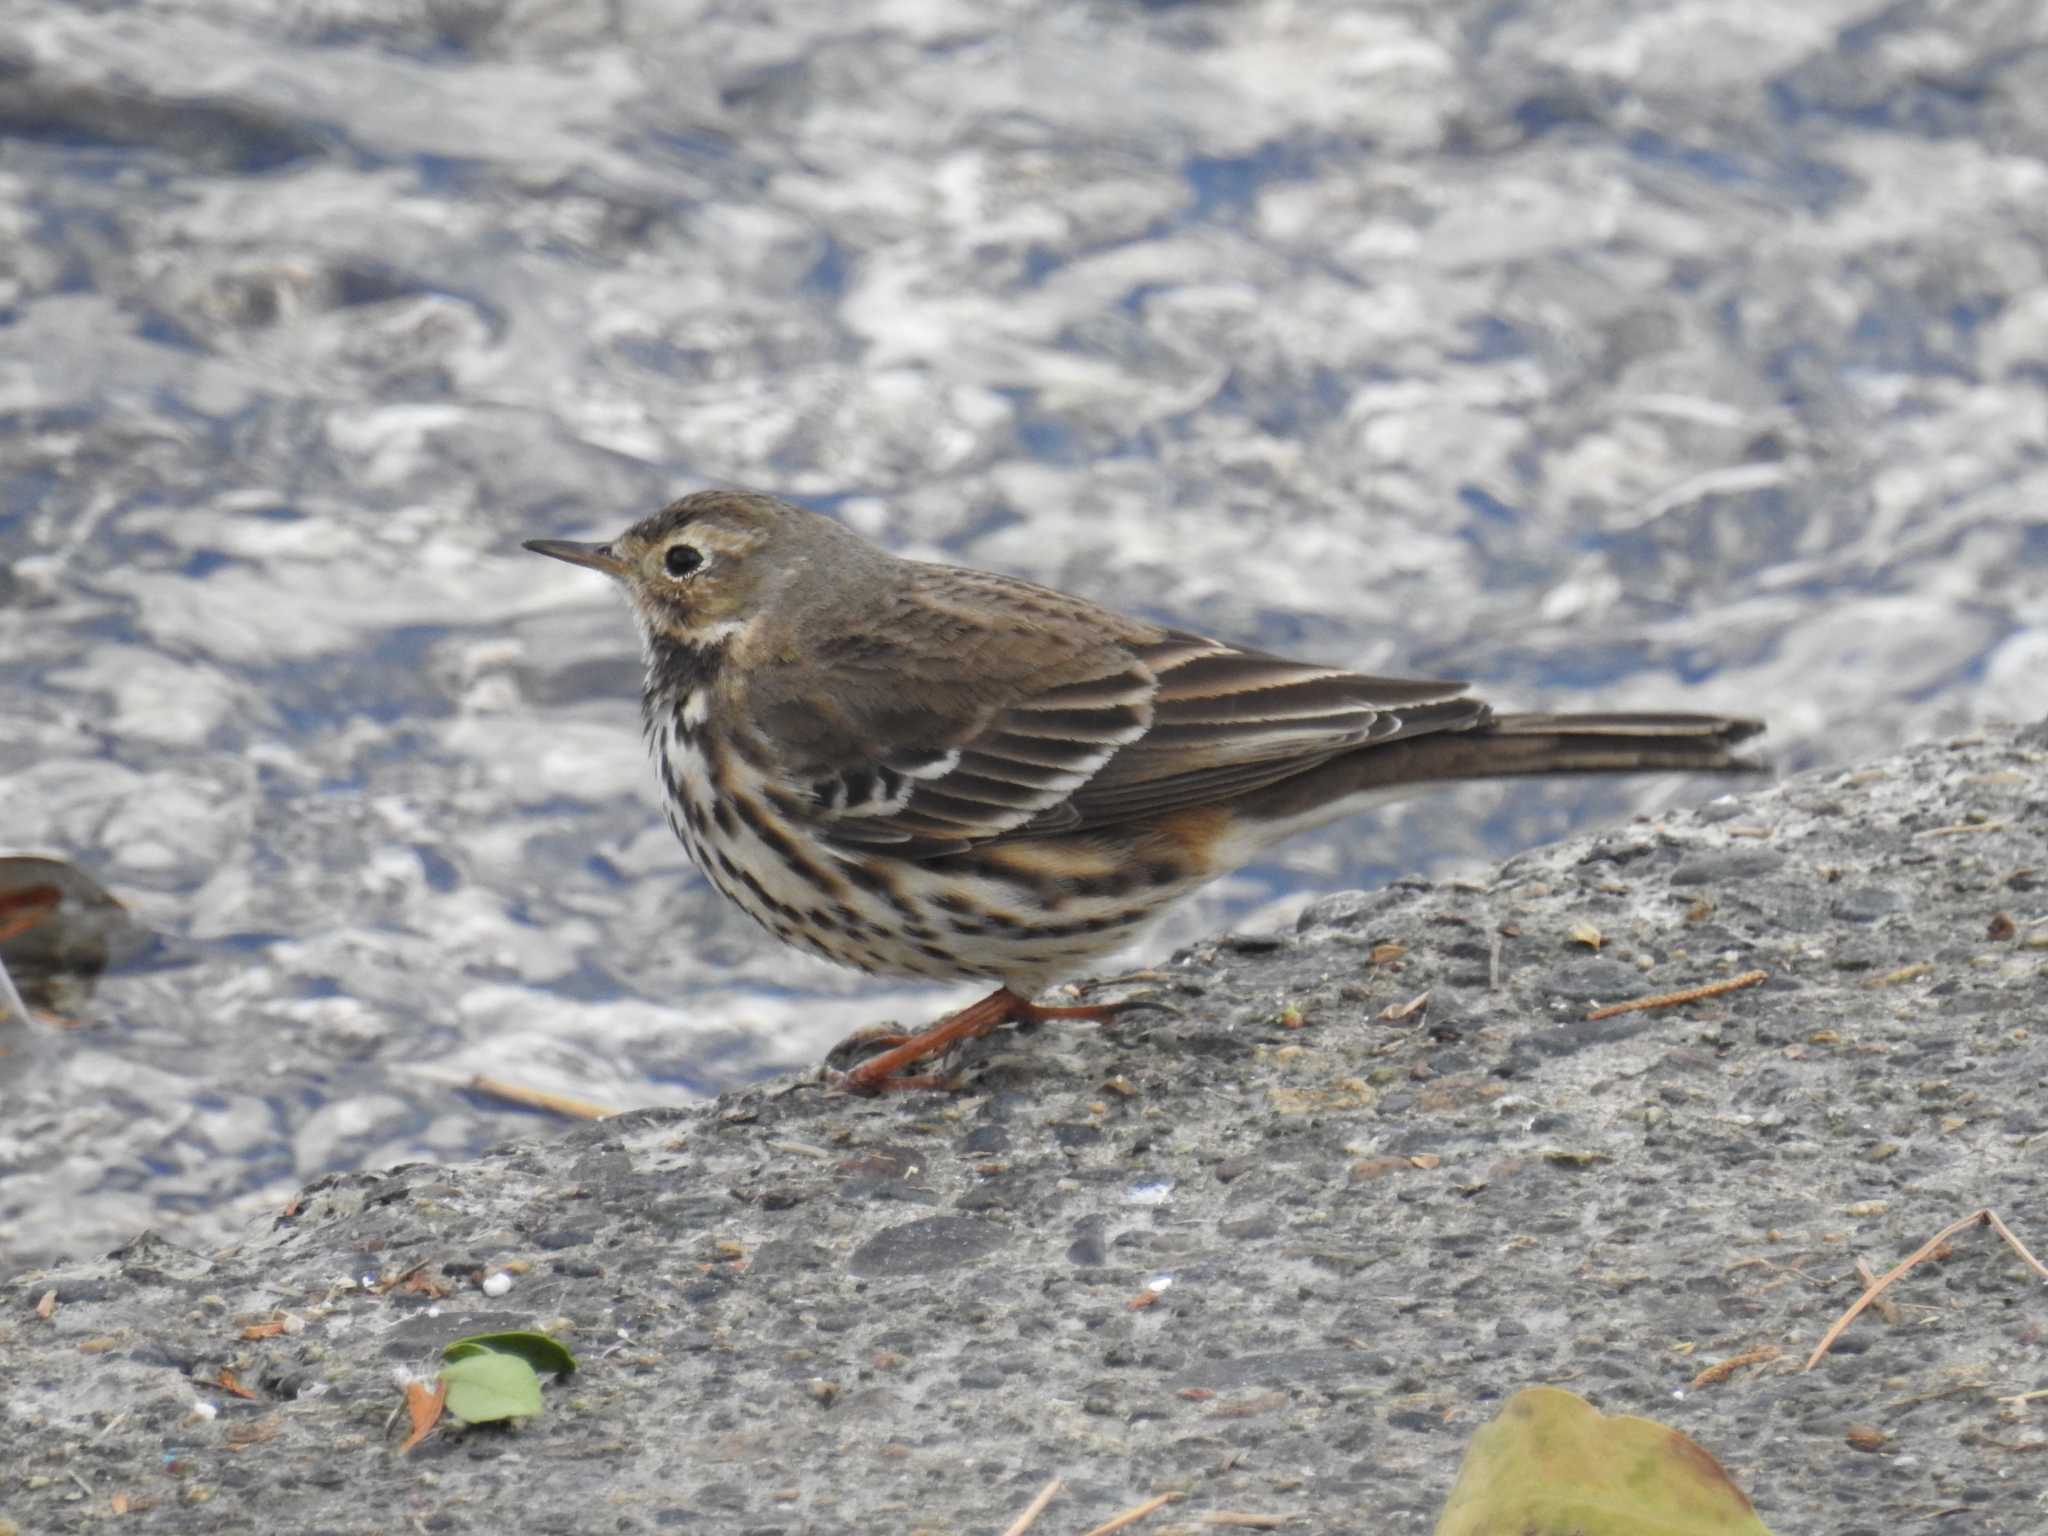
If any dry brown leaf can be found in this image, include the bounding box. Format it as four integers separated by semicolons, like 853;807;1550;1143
223;1417;281;1450
1378;990;1430;1022
1568;921;1603;950
214;1368;260;1401
35;1289;56;1320
1349;1157;1410;1182
1208;1391;1289;1421
0;882;61;943
398;1379;446;1456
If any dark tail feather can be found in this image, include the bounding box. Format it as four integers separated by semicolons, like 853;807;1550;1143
1450;711;1767;773
1237;712;1765;823
1373;711;1764;782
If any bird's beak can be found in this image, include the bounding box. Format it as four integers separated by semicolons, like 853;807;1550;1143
522;538;629;578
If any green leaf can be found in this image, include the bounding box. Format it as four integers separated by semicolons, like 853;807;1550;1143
439;1351;544;1424
1434;1386;1775;1536
442;1330;578;1374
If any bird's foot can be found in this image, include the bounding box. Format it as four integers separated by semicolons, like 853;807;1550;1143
1032;982;1183;1027
822;1024;915;1068
831;986;1134;1095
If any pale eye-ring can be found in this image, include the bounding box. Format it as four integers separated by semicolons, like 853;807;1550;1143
664;543;705;578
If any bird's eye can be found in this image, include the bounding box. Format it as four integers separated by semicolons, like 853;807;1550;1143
664;543;705;578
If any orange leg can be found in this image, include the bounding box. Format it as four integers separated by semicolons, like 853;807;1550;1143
834;987;1120;1095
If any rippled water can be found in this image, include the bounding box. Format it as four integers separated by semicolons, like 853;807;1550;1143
2;0;2043;1268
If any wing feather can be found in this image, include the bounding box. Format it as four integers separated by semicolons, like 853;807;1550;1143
747;571;1486;858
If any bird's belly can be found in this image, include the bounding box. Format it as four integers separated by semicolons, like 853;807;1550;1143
652;713;1202;991
654;726;869;971
676;812;1180;987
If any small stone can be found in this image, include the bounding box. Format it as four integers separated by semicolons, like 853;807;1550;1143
847;1216;1008;1279
1833;886;1907;923
1669;850;1787;886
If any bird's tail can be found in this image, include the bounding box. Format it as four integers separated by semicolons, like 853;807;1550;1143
1383;711;1767;782
1233;712;1765;828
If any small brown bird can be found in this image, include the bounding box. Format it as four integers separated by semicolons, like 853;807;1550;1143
525;490;1763;1092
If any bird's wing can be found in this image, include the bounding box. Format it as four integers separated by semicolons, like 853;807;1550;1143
1058;632;1483;831
740;565;1162;857
742;563;1483;859
789;656;1158;856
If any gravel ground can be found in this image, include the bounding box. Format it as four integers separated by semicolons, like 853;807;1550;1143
7;0;2048;1265
5;720;2044;1534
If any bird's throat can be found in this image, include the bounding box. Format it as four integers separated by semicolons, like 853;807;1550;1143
640;632;727;726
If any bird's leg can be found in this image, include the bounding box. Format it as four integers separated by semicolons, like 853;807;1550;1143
833;988;1026;1094
834;987;1123;1095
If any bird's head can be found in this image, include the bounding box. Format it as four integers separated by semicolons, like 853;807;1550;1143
523;489;867;653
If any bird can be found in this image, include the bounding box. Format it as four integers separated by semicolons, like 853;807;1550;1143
524;490;1763;1092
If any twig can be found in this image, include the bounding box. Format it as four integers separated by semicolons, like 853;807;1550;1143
467;1075;617;1121
1080;1493;1182;1536
1887;1378;1989;1410
998;1477;1062;1536
1805;1209;2048;1370
1689;1345;1780;1387
1917;820;2007;838
1855;1258;1902;1326
1586;969;1768;1021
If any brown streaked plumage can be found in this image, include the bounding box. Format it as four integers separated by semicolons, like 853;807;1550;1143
524;489;1765;1092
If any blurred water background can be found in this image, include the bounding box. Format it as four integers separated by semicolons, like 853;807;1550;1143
2;0;2043;1269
